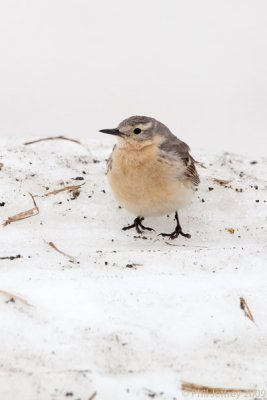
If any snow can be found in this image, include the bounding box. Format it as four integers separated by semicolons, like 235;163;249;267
0;138;267;400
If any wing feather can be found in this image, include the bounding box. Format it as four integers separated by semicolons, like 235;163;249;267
159;134;200;186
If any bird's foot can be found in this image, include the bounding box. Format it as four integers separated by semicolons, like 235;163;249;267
159;228;191;240
122;217;155;234
159;211;191;240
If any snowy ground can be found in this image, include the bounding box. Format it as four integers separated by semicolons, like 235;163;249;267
0;137;267;400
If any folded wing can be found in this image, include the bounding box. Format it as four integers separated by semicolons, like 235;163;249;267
159;134;200;187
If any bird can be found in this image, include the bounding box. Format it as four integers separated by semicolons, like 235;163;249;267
99;116;199;239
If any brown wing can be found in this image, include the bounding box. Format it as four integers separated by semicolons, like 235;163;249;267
183;154;200;186
159;135;200;186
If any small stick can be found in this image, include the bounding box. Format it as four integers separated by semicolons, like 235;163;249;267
240;297;255;324
213;178;232;186
165;242;208;248
3;193;39;226
125;263;143;269
196;161;207;169
181;382;255;395
24;135;90;152
0;255;21;261
47;241;76;262
43;183;85;197
0;289;32;306
88;392;97;400
25;135;81;146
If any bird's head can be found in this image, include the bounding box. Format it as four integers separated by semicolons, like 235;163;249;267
100;116;169;149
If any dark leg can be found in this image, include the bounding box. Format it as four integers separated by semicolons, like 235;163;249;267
122;216;155;234
159;211;191;240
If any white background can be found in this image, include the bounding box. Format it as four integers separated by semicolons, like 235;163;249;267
0;0;267;156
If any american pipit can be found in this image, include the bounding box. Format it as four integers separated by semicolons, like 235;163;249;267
100;116;199;239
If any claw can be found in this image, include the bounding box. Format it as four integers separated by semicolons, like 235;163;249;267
159;211;191;240
122;216;154;235
139;222;155;232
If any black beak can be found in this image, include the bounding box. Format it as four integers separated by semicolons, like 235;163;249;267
99;128;122;136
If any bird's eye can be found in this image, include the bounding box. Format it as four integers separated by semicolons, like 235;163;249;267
133;128;141;134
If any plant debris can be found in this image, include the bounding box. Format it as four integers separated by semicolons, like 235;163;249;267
196;161;207;169
0;254;21;261
126;263;143;269
47;241;76;262
70;190;81;200
213;178;232;186
43;183;85;197
240;297;255;323
165;242;208;249
88;392;97;400
24;135;90;152
181;382;255;395
0;289;32;306
3;193;39;226
145;389;157;398
226;228;235;234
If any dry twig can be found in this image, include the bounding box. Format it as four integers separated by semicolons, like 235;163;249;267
88;392;97;400
165;242;208;249
0;290;32;306
125;263;143;269
25;135;80;146
181;382;255;395
24;135;90;152
213;178;232;186
196;161;207;169
43;183;84;197
3;193;39;226
240;297;255;324
47;241;76;262
0;255;21;261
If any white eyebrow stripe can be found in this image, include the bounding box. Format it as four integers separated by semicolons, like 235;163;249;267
136;122;153;131
119;122;153;133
